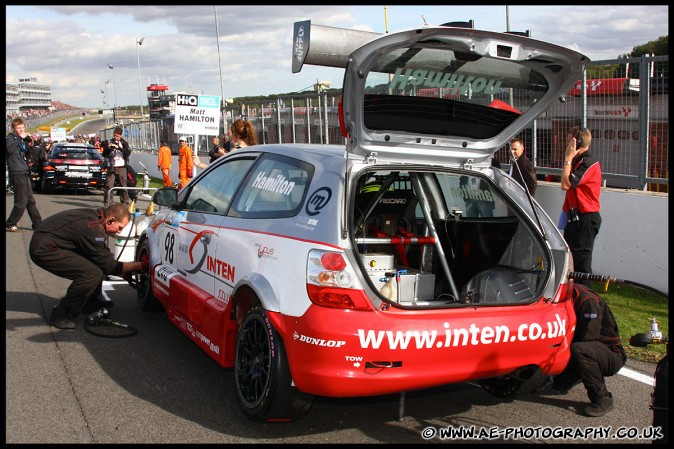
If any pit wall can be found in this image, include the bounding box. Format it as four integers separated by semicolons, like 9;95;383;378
535;181;668;295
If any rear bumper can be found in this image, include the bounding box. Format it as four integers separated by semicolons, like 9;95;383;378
269;302;574;397
43;173;105;189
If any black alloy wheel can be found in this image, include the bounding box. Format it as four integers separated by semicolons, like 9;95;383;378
234;306;313;422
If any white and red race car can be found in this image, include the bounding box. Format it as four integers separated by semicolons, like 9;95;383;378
137;20;588;422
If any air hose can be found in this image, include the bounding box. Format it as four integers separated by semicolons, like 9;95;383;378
568;271;668;299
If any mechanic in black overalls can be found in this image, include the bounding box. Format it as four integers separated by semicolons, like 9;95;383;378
550;283;627;417
29;203;147;330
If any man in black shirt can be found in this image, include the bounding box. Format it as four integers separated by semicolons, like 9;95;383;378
29;203;147;330
509;137;537;196
102;127;132;207
208;135;225;163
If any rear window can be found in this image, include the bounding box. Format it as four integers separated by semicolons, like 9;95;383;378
363;44;549;138
50;147;103;161
231;153;313;219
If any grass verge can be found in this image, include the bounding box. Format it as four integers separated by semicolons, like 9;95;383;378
26;114;95;136
593;281;668;363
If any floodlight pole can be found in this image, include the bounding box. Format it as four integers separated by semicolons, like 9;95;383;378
108;64;118;125
136;37;145;118
104;80;110;127
214;6;227;134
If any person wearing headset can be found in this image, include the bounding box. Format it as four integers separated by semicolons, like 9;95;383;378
560;126;602;287
29;203;148;330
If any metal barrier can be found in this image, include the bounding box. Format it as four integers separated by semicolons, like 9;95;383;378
106;186;158;211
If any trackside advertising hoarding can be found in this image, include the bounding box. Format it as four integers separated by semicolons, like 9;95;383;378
51;127;67;142
174;94;221;136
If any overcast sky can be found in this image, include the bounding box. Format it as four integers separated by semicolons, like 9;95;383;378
6;5;669;109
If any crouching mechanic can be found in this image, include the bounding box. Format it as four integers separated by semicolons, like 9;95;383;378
29;203;148;330
549;283;627;417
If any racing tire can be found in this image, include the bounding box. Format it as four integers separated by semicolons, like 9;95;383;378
234;306;313;422
136;239;163;312
479;365;548;399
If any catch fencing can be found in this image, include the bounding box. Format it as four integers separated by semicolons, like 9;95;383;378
102;55;667;192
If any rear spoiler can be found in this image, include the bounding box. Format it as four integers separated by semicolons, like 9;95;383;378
292;20;381;73
291;19;507;74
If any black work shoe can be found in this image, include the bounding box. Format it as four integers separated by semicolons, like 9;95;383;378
583;395;614;417
48;313;77;330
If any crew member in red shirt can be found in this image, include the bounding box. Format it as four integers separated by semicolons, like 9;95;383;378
560;127;602;287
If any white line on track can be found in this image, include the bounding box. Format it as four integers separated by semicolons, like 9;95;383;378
618;366;655;386
101;278;131;299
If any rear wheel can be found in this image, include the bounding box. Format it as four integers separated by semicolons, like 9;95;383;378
136;239;163;312
41;178;51;194
234;306;313;422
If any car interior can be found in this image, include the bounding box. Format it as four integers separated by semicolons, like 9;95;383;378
352;170;544;307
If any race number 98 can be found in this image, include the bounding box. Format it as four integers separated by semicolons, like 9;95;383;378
164;232;175;264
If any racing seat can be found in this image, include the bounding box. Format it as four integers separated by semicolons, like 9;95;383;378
355;182;420;266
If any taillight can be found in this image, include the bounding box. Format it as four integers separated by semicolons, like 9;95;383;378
552;250;575;303
320;252;347;271
306;249;371;310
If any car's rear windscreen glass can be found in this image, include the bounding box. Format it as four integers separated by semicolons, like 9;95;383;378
51;149;103;160
363;44;548;139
